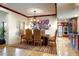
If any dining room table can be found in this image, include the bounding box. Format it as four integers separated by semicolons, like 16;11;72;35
41;34;49;46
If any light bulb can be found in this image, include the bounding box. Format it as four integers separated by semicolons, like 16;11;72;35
37;19;39;22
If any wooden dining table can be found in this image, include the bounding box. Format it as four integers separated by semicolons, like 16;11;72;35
41;36;49;46
21;33;49;46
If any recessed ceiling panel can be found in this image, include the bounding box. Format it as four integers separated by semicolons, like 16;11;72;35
1;3;56;16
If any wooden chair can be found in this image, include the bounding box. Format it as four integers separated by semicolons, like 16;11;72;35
33;29;42;46
48;30;57;54
25;29;33;45
48;36;56;54
20;30;26;44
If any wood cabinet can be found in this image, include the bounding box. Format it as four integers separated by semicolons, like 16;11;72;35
69;17;79;50
73;17;77;33
78;36;79;50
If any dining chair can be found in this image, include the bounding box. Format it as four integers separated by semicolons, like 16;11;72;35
48;30;57;54
25;29;33;45
20;30;26;44
48;36;56;53
33;29;42;46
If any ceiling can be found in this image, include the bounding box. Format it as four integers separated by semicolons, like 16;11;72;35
57;3;75;12
1;3;56;16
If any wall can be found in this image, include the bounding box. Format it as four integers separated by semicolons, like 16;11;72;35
57;3;76;19
0;7;28;44
0;10;7;21
38;16;57;37
45;16;57;37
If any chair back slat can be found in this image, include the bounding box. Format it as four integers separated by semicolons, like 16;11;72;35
25;29;32;40
34;29;41;40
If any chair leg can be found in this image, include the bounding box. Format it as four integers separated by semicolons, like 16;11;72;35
34;42;35;46
39;42;41;47
40;42;41;46
50;47;52;54
20;41;22;44
20;39;22;44
28;41;29;45
32;41;34;45
25;40;28;44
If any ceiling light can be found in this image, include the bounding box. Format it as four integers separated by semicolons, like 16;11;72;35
27;8;43;15
74;14;78;17
30;10;39;23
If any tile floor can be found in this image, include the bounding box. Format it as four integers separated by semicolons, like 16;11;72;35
56;37;79;56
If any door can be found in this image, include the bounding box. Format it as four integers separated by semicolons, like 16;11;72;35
0;22;5;44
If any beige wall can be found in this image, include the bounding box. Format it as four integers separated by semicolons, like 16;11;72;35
37;16;57;37
57;3;76;19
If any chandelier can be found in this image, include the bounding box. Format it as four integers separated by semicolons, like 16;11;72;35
30;10;39;23
30;10;51;30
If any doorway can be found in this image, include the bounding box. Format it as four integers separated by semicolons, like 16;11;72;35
0;22;6;44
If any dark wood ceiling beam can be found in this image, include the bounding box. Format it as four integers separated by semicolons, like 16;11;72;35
28;14;56;18
55;3;57;16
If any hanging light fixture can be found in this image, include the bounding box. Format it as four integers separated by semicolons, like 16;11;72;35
33;10;36;22
30;10;39;23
